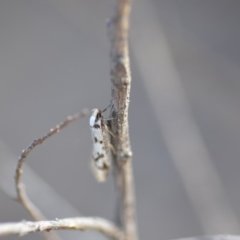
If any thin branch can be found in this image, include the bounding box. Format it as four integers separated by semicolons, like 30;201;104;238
15;109;88;219
14;109;89;240
0;217;125;240
108;0;138;240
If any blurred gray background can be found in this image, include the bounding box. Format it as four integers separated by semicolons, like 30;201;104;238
1;0;240;240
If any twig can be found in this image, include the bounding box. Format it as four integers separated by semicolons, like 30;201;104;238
0;217;125;240
108;0;138;240
14;109;89;240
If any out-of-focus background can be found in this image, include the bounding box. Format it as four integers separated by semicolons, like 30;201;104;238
1;0;240;240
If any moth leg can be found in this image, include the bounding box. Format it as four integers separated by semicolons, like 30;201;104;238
105;121;116;138
109;143;116;155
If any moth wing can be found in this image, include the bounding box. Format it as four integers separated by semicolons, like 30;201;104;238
90;156;109;182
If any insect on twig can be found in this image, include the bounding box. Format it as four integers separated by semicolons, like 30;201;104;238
89;108;113;182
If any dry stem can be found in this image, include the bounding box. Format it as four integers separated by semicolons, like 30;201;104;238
0;217;125;240
14;109;89;240
108;0;138;239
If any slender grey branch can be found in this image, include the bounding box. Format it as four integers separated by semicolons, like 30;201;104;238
108;0;138;239
15;109;88;219
0;217;125;240
14;109;89;240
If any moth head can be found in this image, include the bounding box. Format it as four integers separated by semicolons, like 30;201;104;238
89;109;102;127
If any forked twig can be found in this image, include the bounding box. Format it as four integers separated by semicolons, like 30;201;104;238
0;217;125;240
14;109;89;240
15;109;89;219
108;0;138;239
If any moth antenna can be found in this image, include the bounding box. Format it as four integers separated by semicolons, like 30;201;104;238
101;104;111;113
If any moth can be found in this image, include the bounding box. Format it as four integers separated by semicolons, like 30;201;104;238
89;108;111;182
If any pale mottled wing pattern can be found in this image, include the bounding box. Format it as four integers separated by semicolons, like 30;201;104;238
89;109;110;182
